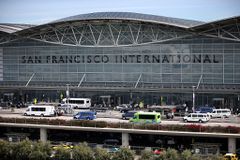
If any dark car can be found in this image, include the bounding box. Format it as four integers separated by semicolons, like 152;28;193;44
122;111;136;120
73;111;96;120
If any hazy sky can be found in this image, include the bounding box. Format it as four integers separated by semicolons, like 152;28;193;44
0;0;240;24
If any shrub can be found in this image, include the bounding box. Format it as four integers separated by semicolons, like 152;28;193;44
95;121;107;128
11;140;32;160
93;147;111;160
0;140;11;160
226;126;240;133
107;123;120;128
181;149;192;160
54;145;71;160
145;124;159;130
139;150;155;160
112;147;135;160
119;122;132;129
72;142;95;160
186;125;202;132
30;141;52;160
164;148;179;160
25;118;39;124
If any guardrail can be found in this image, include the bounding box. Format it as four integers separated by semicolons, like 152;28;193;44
0;116;240;134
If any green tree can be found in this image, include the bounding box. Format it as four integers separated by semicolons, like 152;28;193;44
112;147;135;160
181;149;192;160
0;140;12;160
156;148;179;160
54;146;71;160
29;141;52;160
72;142;94;160
139;150;155;160
93;147;111;160
11;140;32;160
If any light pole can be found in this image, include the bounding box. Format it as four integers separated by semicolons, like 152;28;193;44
192;86;196;112
192;75;203;112
66;84;70;109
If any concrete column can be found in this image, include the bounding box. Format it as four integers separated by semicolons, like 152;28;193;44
228;137;236;153
122;133;129;147
40;128;47;142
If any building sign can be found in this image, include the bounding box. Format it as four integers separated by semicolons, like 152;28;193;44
21;54;221;64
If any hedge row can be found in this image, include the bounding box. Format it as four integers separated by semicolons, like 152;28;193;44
0;116;239;134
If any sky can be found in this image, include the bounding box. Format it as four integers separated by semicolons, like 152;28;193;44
0;0;240;25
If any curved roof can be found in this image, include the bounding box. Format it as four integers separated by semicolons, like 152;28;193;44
50;12;204;28
0;23;35;34
191;15;240;31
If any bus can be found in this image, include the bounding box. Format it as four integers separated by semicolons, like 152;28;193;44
61;98;91;109
129;112;161;123
24;105;56;117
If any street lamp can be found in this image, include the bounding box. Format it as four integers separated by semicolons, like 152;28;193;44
192;75;203;113
192;86;196;112
66;84;70;108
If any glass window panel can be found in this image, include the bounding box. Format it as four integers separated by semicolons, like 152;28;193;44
152;64;161;73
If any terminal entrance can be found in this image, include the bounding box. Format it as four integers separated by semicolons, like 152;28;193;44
0;90;239;110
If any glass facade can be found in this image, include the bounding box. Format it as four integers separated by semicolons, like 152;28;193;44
1;38;240;85
0;14;239;108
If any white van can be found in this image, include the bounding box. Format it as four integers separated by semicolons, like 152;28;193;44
61;98;91;109
210;109;231;118
183;113;210;123
24;105;56;117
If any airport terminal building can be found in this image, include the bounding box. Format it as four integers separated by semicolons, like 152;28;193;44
0;12;239;108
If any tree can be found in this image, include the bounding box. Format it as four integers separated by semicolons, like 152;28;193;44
93;147;111;160
112;147;135;160
72;142;94;160
139;150;155;160
11;140;32;160
156;148;179;160
29;141;52;160
0;140;12;160
54;146;71;160
181;149;192;160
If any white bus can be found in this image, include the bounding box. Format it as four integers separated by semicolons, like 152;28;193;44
24;105;56;117
61;98;91;109
210;109;231;118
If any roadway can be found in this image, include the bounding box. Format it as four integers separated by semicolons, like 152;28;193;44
0;108;240;127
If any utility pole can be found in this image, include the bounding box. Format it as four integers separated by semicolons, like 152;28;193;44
192;75;203;112
66;84;71;113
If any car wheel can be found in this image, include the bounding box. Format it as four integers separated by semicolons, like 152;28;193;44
41;114;44;117
184;119;188;123
24;113;27;116
199;119;203;123
87;117;90;120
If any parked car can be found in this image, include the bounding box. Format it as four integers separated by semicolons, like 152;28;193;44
223;153;238;160
116;104;131;112
152;148;164;155
183;113;210;123
122;111;137;120
73;111;96;120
